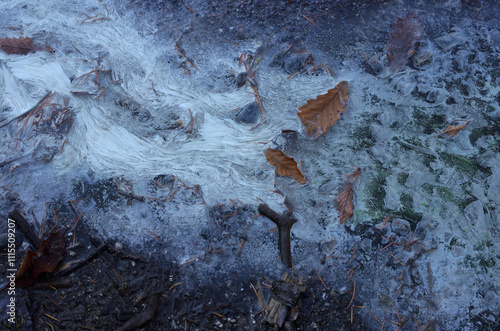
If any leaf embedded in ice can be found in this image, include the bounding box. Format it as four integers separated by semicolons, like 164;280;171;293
337;168;361;224
0;37;37;55
338;183;354;224
264;148;306;184
386;12;423;72
297;81;349;139
443;121;470;137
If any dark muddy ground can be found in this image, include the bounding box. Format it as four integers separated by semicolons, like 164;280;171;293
1;209;369;330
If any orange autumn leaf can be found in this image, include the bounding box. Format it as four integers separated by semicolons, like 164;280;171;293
264;148;306;184
297;81;349;139
338;168;361;224
443;121;470;137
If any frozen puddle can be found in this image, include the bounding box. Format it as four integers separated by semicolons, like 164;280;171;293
1;0;499;329
0;0;297;208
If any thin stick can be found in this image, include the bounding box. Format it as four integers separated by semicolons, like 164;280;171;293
370;310;382;326
181;256;198;265
324;65;333;77
71;213;82;231
153;180;164;188
66;303;74;322
249;282;258;297
96;87;108;101
349;245;357;266
184;4;194;14
222;210;240;218
345;267;355;282
360;51;370;63
254;304;268;317
414;317;421;331
237;239;245;257
50;209;59;232
169;282;183;290
261;274;272;284
287;69;299;80
316;271;328;290
388;252;404;266
302;14;316;25
347;280;356;308
43;313;60;322
164;188;179;202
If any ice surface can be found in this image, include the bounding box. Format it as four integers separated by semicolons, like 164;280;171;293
1;0;499;329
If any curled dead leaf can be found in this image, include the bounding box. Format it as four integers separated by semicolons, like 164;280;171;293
443;121;470;137
297;81;349;139
264;148;306;184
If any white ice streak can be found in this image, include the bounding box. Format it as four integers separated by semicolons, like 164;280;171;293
0;0;300;206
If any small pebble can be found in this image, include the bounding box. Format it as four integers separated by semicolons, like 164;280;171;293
236;72;247;88
237;102;260;124
412;50;433;69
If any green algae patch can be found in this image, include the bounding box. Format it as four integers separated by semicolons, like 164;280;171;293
439;152;491;176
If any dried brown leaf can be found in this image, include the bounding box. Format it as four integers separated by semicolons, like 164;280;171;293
338;168;361;224
297;81;349;139
0;37;37;55
338;183;354;224
386;12;423;72
16;230;66;287
264;148;306;184
443;121;470;137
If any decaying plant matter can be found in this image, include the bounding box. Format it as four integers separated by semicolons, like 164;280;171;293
264;148;306;184
263;273;306;329
297;81;349;139
338;167;361;224
386;12;423;72
443;121;470;137
15;229;66;287
0;36;52;55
